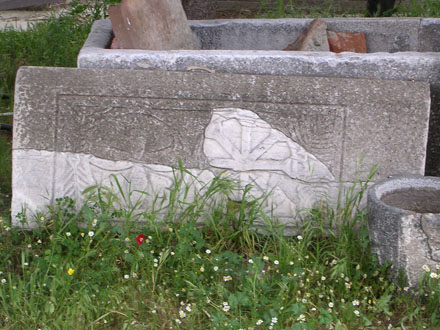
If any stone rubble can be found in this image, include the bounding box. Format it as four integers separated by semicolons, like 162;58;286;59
283;18;367;53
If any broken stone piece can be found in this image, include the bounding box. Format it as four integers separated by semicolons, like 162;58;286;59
327;31;367;53
283;18;330;51
108;0;196;50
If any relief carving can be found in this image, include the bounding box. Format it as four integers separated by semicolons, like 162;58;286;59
203;108;334;217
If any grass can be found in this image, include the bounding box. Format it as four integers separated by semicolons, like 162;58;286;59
258;0;440;18
1;168;439;329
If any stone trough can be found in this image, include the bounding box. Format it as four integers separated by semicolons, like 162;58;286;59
367;174;440;288
78;18;440;177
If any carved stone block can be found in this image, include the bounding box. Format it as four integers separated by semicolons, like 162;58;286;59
12;67;430;230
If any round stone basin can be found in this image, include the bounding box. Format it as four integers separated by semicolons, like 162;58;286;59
367;174;440;288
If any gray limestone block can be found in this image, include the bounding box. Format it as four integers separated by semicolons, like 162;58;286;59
13;66;430;228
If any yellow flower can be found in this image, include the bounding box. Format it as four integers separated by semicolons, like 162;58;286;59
67;268;75;276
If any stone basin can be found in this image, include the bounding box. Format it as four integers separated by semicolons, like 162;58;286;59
78;18;440;177
367;175;440;288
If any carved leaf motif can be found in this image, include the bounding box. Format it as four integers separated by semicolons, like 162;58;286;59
204;108;334;182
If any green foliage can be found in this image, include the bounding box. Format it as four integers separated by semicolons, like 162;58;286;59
0;169;438;328
396;0;440;17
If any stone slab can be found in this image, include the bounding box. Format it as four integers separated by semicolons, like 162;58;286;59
12;66;430;228
108;0;196;50
77;18;440;177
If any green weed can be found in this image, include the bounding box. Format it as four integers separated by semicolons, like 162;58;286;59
0;169;438;329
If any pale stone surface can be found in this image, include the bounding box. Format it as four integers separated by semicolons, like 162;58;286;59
13;66;431;229
367;175;440;288
109;0;196;50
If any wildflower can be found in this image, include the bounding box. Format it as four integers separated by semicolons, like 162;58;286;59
23;262;29;266
136;234;146;245
321;276;326;281
248;259;254;264
436;264;440;270
423;265;430;272
263;256;269;261
80;233;85;237
205;249;211;254
213;266;219;271
186;305;192;312
175;319;182;324
1;279;6;284
124;237;130;242
37;239;42;244
274;260;279;265
297;235;303;240
256;319;264;325
353;310;360;317
345;282;352;289
352;300;360;306
220;173;226;177
92;219;98;227
271;317;278;324
297;314;305;322
430;272;438;279
289;261;294;265
403;287;409;292
223;275;232;282
132;272;138;278
27;244;32;248
328;302;334;308
200;266;205;272
222;304;230;312
124;274;130;279
124;250;129;254
67;268;75;276
88;231;94;237
179;310;186;318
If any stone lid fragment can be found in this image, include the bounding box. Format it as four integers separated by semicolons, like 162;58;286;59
283;18;330;51
108;0;196;50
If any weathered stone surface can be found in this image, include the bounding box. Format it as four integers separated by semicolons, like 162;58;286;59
108;0;196;50
327;30;367;53
283;18;329;51
77;18;440;177
367;175;440;288
13;67;430;228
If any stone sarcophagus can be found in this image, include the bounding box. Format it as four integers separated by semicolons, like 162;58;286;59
12;66;430;230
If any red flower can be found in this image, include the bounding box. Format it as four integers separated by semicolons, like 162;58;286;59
136;234;146;245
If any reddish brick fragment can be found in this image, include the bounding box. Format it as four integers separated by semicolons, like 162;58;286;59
327;31;367;53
